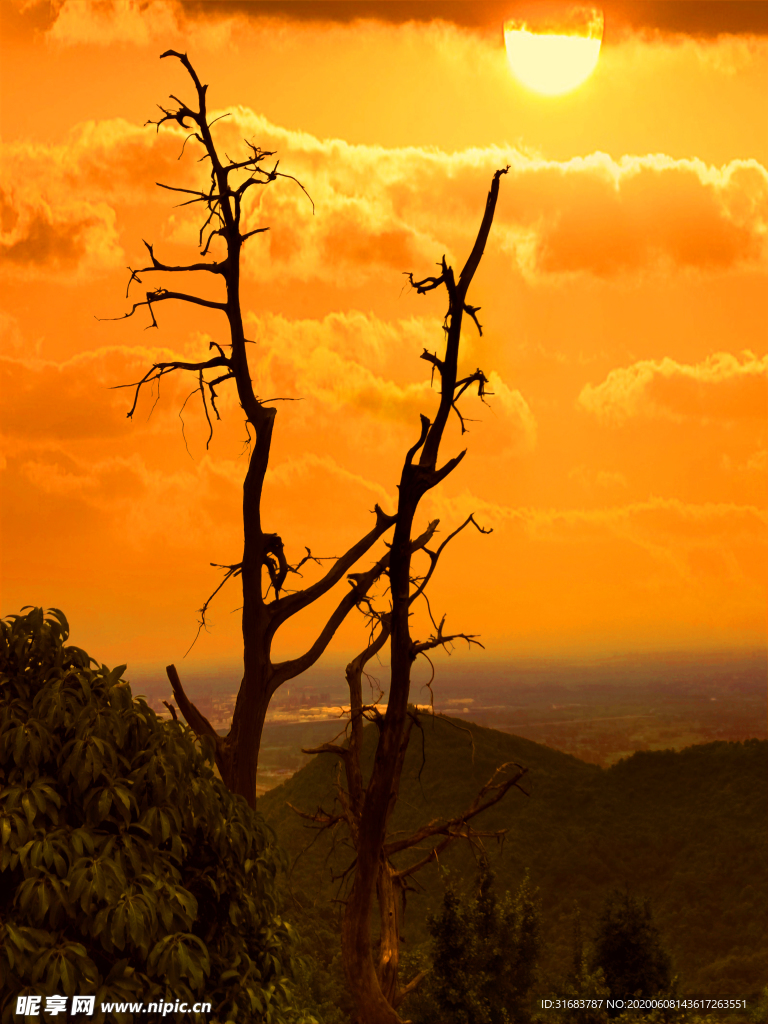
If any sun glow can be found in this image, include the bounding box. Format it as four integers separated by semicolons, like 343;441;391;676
504;8;604;96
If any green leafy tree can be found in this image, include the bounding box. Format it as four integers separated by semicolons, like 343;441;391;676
554;955;612;1024
278;891;353;1024
748;986;768;1024
546;905;611;1024
0;607;302;1024
592;890;673;1011
417;867;541;1023
429;886;477;1020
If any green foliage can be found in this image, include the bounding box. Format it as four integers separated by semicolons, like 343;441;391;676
553;954;612;1024
591;890;673;1012
426;887;478;1020
748;986;767;1024
0;607;302;1024
544;906;611;1024
544;902;755;1024
408;867;541;1023
275;891;352;1024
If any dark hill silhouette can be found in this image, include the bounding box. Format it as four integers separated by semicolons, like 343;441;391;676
260;715;767;998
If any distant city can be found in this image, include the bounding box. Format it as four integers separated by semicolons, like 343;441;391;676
149;687;337;731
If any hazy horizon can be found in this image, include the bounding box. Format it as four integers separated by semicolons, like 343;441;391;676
126;644;766;693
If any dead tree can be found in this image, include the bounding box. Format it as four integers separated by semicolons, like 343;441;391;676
296;600;529;1020
344;166;510;1024
106;51;398;807
293;169;518;1024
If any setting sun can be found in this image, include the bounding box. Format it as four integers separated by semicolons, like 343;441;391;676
504;8;604;95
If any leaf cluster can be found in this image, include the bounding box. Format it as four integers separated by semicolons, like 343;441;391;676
406;867;541;1024
276;890;354;1024
592;889;673;1012
0;607;302;1024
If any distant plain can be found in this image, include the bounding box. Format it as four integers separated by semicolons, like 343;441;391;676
132;649;767;794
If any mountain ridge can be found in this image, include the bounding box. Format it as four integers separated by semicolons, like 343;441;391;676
260;714;767;997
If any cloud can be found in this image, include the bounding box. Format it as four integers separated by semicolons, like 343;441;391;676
268;452;394;509
496;154;768;279
0;187;121;280
2;117;199;202
425;491;767;585
431;491;766;533
520;497;766;540
605;2;768;40
0;313;536;456
29;0;768;44
0;310;26;354
0;343;211;442
6;445;243;551
45;0;179;45
1;351;129;441
130;1;768;39
201;115;768;282
5;97;766;283
485;371;537;451
245;310;435;422
6;441;394;566
0;118;187;280
243;310;537;444
0;113;223;279
578;352;768;424
568;464;628;489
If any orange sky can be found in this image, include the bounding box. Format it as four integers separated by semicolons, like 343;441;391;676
1;1;766;675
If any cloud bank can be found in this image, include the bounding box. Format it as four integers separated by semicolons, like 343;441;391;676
36;0;768;45
579;352;768;424
4;108;765;285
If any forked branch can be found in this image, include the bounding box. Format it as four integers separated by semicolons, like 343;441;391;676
111;345;232;420
409;513;492;606
271;520;439;688
126;241;227;298
385;760;529;857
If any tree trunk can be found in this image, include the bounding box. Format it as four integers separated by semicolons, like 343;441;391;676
343;866;403;1024
225;671;271;805
376;859;401;1007
342;487;418;1022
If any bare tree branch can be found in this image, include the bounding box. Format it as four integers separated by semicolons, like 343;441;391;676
404;257;447;295
336;167;509;1024
286;802;345;830
393;971;428;1009
184;561;243;656
110;348;231;420
125;241;227;295
100;288;228;327
409;513;492;607
411;621;483;657
111;58;513;1024
165;664;220;744
271;505;398;626
271;520;438;688
240;226;270;243
384;762;529;857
